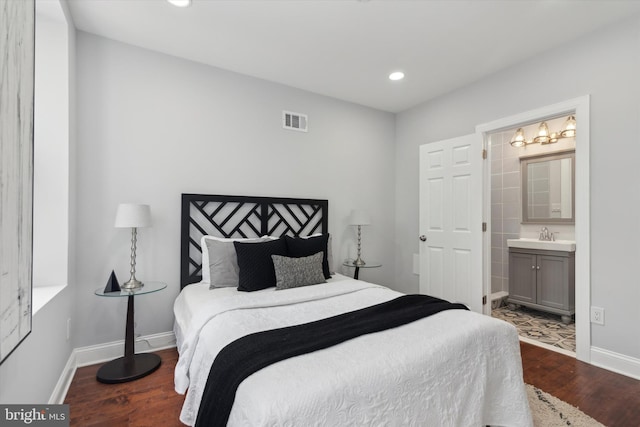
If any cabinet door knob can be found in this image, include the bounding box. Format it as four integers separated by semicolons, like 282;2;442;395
531;265;535;269
536;266;540;270
419;235;427;242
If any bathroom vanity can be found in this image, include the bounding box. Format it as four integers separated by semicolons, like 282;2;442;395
507;239;575;324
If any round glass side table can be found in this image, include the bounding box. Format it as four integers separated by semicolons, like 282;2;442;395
94;281;167;383
342;261;382;280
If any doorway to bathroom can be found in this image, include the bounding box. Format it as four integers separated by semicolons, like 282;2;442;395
477;96;590;361
489;117;576;354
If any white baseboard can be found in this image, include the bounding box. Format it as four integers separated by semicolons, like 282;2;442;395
50;331;176;404
75;331;176;367
590;346;640;380
49;350;77;404
490;291;508;300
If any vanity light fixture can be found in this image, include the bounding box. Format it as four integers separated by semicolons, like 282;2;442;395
510;115;577;147
389;71;405;81
167;0;191;7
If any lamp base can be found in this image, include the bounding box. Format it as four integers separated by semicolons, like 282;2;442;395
353;257;366;267
121;278;144;290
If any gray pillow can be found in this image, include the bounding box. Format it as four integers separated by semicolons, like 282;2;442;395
205;237;272;289
272;252;327;290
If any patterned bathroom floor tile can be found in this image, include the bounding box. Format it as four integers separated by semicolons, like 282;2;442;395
492;305;575;352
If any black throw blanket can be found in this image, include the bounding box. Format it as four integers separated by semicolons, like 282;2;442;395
194;294;468;427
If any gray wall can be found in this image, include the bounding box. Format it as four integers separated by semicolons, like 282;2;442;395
395;16;640;358
33;8;70;288
74;32;396;348
0;288;73;403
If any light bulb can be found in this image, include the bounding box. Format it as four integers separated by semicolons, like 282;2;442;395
389;71;405;81
561;115;576;138
167;0;191;7
510;128;526;147
533;122;550;144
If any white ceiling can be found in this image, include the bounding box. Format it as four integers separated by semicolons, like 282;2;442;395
66;0;640;113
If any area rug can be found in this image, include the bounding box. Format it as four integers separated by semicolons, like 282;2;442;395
527;384;605;426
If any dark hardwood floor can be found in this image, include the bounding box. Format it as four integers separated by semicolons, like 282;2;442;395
521;342;640;427
65;348;184;427
65;343;640;426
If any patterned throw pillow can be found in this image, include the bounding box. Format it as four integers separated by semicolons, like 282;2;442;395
272;252;326;290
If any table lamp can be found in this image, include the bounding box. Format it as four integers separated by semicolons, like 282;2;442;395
349;209;371;266
115;203;151;289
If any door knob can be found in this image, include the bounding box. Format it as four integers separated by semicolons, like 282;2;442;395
419;235;427;242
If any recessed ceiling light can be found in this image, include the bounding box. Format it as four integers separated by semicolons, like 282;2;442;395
167;0;191;7
389;71;405;81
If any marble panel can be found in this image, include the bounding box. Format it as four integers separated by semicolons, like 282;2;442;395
0;0;35;364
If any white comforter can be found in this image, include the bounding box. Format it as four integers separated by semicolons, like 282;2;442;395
174;275;532;427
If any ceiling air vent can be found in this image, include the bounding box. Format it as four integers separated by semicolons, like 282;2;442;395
283;111;308;132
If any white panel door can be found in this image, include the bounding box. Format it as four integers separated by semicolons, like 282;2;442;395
419;134;483;313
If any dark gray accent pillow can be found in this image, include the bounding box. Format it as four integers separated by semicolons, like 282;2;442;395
284;234;331;279
272;252;327;290
205;237;272;289
235;238;288;292
301;233;335;275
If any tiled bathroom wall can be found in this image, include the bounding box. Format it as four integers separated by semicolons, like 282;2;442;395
528;161;551;218
490;132;521;295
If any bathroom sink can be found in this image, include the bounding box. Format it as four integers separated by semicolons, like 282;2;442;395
507;238;576;252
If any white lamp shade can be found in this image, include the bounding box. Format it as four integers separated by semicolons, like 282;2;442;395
114;203;152;228
349;209;371;226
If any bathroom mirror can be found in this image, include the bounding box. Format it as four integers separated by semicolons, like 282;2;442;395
521;150;575;224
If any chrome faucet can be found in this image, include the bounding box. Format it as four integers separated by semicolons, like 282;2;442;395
539;227;555;241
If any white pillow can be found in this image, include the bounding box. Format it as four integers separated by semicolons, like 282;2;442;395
200;235;274;287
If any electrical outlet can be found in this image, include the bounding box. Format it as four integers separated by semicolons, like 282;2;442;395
590;306;605;325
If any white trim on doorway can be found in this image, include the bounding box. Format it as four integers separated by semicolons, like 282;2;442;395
476;95;590;363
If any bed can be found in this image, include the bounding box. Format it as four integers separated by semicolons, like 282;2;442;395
174;194;533;427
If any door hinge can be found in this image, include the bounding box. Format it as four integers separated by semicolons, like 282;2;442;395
482;222;487;232
482;149;487;159
482;295;487;305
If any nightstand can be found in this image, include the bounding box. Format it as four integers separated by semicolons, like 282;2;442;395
94;281;167;383
342;261;382;280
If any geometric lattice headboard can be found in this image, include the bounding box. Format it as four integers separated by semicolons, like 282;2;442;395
180;194;328;288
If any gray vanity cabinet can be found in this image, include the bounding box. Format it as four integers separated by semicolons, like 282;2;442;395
508;247;575;324
508;252;537;305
